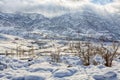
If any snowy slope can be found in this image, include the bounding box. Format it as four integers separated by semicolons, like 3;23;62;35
0;8;120;41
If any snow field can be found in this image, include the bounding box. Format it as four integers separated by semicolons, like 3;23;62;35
0;55;120;80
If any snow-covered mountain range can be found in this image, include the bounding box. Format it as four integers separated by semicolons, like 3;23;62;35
0;7;120;41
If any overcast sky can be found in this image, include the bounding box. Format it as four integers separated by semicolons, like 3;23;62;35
0;0;119;17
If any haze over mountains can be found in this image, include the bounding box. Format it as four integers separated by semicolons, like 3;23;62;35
0;0;120;41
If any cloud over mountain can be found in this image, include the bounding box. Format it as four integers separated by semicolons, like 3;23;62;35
0;0;119;17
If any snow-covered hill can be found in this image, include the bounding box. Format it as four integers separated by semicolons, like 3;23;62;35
0;8;120;41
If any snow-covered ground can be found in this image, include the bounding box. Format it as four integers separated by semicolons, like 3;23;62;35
0;34;120;80
0;55;120;80
0;33;38;53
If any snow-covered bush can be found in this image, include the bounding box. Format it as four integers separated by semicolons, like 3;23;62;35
97;42;120;67
73;41;97;66
50;52;61;63
70;41;120;67
50;41;61;63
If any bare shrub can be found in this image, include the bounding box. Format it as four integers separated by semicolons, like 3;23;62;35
50;53;60;63
67;39;120;67
73;41;96;66
98;42;120;67
50;41;61;63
